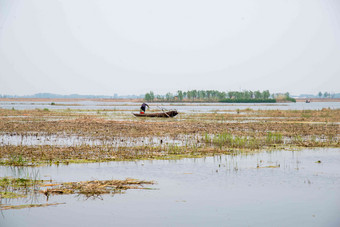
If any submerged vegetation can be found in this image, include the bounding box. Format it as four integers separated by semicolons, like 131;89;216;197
0;176;43;199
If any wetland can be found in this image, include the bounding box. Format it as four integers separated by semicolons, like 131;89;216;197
0;100;339;226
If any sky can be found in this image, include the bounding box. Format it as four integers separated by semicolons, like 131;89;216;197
0;0;340;96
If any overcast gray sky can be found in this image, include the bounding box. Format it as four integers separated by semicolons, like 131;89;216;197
0;0;339;96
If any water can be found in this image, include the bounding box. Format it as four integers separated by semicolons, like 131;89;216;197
1;148;340;227
0;133;187;147
1;100;340;112
1;101;339;226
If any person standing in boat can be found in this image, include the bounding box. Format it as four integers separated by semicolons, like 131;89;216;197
140;102;149;114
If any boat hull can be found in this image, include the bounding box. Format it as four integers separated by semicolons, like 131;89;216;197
133;110;178;118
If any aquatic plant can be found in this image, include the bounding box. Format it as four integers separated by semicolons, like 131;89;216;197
167;144;183;154
266;132;283;144
43;178;154;199
0;177;154;210
6;155;28;166
0;175;43;200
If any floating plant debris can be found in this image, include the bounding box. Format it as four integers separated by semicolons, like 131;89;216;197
0;177;155;210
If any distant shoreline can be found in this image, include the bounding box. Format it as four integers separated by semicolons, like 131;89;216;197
295;98;340;102
1;98;340;103
0;98;143;102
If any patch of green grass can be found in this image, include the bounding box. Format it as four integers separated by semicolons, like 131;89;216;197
5;155;29;166
266;132;283;144
0;176;44;202
0;177;42;189
167;144;183;154
301;113;312;118
0;191;25;199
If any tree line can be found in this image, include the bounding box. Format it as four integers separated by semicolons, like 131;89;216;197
145;90;226;102
144;90;294;102
317;91;337;98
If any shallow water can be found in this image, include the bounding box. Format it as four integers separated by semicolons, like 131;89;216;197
0;133;187;147
1;100;340;112
1;148;339;227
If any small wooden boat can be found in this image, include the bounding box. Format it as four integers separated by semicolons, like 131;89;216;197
133;110;178;118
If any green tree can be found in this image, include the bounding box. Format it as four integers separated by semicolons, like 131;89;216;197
149;91;154;101
198;90;206;100
318;91;322;98
144;91;155;102
207;90;213;100
183;91;187;100
254;90;262;99
244;90;251;99
262;90;270;99
218;92;226;100
165;92;173;101
228;91;234;99
144;93;152;102
285;92;290;98
177;90;183;101
249;91;254;99
192;90;197;100
187;91;193;100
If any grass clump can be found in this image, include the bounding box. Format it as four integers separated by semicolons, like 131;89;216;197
266;132;283;144
0;176;44;201
204;131;285;150
205;132;260;150
5;155;28;166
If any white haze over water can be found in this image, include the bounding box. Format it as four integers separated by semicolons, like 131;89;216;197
0;0;339;96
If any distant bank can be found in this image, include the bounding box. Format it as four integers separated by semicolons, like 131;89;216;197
1;98;340;103
295;98;340;102
0;98;142;102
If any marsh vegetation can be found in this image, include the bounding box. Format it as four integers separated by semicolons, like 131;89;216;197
0;108;339;166
0;105;339;212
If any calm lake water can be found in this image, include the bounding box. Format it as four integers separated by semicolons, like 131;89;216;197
1;100;340;112
1;148;340;227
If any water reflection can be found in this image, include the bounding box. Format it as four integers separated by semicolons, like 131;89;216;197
1;148;340;226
